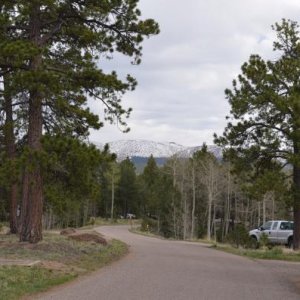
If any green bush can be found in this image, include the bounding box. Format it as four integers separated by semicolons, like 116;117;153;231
197;225;206;239
216;228;223;243
259;232;269;249
159;220;172;238
140;217;157;233
88;217;96;226
226;224;252;248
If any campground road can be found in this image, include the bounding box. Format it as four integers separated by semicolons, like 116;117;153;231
35;226;300;300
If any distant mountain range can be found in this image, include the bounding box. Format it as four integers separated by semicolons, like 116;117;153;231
105;140;185;160
94;140;222;171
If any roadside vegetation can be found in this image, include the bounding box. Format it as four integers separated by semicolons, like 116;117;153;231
0;231;127;300
130;226;169;240
133;222;300;262
83;217;141;228
212;244;300;262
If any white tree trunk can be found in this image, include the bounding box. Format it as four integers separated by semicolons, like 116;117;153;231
191;163;196;239
258;201;261;227
263;195;266;224
172;160;177;239
272;197;275;220
223;166;231;240
207;191;213;240
110;172;115;221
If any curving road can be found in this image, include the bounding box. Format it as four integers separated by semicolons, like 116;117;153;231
35;226;300;300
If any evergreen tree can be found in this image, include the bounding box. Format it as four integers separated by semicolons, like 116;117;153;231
116;158;138;217
142;155;160;216
104;160;120;221
0;1;159;242
155;167;174;237
215;19;300;249
42;135;110;227
2;75;18;233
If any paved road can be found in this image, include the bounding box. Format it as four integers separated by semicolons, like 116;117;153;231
35;226;300;300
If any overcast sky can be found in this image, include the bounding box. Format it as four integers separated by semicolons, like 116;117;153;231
89;0;300;147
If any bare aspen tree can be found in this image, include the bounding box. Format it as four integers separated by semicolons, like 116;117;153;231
191;160;196;239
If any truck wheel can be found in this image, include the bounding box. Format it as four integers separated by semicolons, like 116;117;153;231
287;237;293;248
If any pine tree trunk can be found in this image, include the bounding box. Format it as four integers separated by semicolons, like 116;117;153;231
9;186;18;233
3;74;18;234
19;91;43;242
293;164;300;249
20;5;43;243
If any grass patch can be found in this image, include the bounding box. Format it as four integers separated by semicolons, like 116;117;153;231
0;266;74;300
0;233;128;300
74;239;128;271
213;244;300;262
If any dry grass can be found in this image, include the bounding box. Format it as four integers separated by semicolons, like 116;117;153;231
212;244;300;261
0;231;128;300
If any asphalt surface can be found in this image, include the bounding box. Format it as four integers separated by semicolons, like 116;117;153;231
35;226;300;300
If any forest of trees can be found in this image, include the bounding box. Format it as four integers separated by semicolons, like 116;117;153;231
0;133;291;243
115;149;290;243
0;0;159;242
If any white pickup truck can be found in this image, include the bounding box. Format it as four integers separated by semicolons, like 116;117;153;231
249;220;293;247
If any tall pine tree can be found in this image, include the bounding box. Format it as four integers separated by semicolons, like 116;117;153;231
215;19;300;249
0;1;159;242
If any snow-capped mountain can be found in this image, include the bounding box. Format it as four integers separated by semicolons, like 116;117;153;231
105;140;185;160
94;139;222;160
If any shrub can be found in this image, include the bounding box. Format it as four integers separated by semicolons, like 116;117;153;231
226;224;252;248
159;220;172;238
88;217;96;226
259;232;269;249
269;246;283;256
197;225;206;239
140;217;157;232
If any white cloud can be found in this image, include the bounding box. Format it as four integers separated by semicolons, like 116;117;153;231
90;0;300;146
